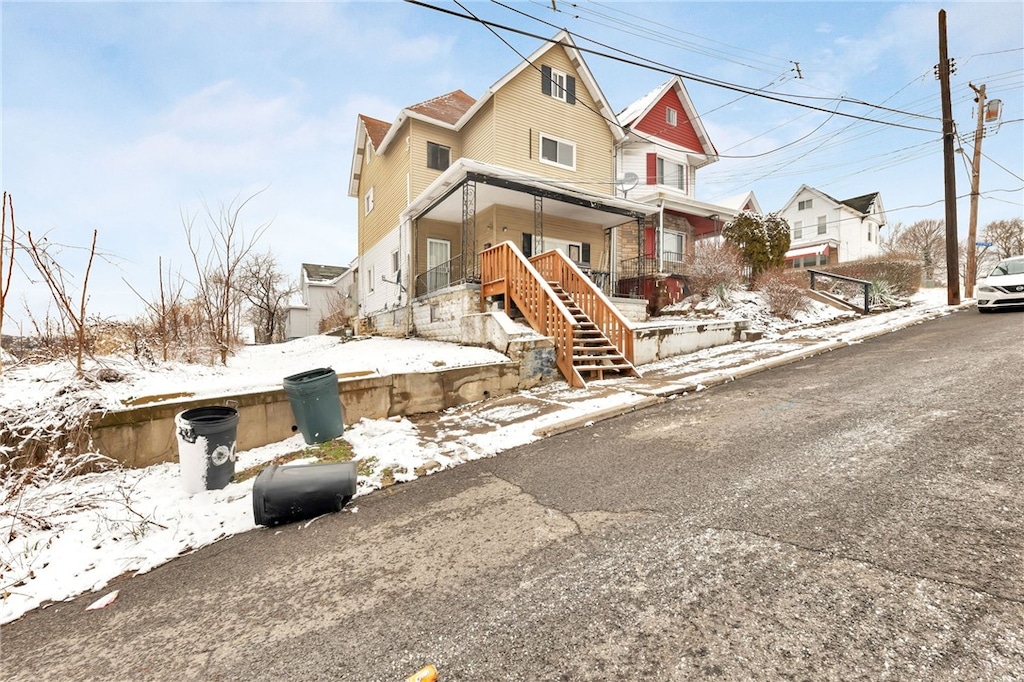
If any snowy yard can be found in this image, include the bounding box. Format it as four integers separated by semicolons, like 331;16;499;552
0;288;959;624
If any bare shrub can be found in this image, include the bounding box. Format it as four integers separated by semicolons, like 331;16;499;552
755;269;808;319
819;258;922;297
687;241;745;297
24;229;100;375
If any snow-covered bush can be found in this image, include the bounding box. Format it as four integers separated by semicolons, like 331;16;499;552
687;241;745;298
755;269;808;319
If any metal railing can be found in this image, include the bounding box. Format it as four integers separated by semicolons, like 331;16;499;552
808;269;872;314
414;253;480;298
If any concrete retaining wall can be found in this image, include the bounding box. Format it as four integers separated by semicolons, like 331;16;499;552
90;362;520;470
632;319;748;366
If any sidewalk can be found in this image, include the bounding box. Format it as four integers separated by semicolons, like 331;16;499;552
408;295;973;453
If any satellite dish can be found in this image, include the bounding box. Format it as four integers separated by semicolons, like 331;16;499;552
616;172;639;196
618;172;639;191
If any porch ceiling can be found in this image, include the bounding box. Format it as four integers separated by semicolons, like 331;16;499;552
406;159;656;229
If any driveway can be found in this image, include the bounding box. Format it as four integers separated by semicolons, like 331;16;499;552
3;309;1022;680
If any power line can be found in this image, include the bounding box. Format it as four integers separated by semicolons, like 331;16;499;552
403;0;938;133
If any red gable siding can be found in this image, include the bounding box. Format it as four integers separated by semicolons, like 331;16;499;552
633;88;702;152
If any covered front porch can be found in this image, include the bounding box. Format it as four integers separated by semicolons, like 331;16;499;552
406;159;656;303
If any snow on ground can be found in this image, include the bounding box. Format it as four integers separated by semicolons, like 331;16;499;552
0;288;960;624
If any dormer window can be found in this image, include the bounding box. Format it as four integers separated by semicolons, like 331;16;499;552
666;107;678;126
541;65;576;104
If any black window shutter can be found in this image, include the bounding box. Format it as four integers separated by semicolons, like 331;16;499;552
566;76;576;105
541;65;552;96
581;242;591;264
522;233;533;258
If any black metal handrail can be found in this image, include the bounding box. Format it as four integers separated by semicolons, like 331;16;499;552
808;269;871;314
414;253;481;298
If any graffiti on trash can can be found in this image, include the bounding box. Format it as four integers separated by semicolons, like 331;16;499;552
210;442;236;467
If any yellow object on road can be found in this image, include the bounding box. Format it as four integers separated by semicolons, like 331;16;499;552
406;664;438;682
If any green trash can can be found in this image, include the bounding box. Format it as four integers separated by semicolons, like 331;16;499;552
282;367;345;444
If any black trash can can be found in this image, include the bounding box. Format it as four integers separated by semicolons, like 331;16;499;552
282;367;345;444
252;461;357;526
174;405;239;494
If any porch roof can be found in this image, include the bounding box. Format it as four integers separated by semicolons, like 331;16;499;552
403;158;657;229
785;243;831;259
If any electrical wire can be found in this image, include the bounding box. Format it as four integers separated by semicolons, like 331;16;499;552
403;0;938;134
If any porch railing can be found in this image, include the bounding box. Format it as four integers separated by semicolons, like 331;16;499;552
480;241;585;388
530;248;635;365
414;253;481;298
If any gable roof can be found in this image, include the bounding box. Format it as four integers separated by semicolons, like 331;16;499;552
841;192;879;215
451;30;623;143
618;77;718;162
349;31;622;197
408;89;476;125
716;190;762;214
781;185;886;224
360;115;390;149
302;263;348;283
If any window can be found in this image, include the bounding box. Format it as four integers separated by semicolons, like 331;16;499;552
665;107;678;126
662;231;685;262
541;65;576;104
391;250;400;274
793;221;803;240
364;187;374;215
367;266;375;293
817;215;827;235
656;157;686;191
427;142;450;171
539;133;575;169
522;232;533;258
867;226;873;242
568;244;581;262
798;199;813;210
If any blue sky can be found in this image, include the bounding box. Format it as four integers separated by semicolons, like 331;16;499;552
2;1;1022;324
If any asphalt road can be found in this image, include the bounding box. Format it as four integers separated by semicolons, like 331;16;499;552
3;308;1022;681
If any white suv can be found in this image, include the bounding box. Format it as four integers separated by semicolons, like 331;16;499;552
976;255;1024;313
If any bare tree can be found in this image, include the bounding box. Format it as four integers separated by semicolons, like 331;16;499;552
879;221;905;255
236;250;295;344
123;256;189;362
183;190;270;364
983;218;1024;259
25;229;99;375
1;192;16;374
894;219;946;282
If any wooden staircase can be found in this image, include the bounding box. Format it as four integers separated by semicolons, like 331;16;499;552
480;241;639;388
548;282;638;382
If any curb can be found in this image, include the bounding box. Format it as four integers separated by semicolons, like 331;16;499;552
532;395;664;438
635;304;970;400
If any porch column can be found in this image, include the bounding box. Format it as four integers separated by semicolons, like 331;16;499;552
461;181;477;281
533;195;544;254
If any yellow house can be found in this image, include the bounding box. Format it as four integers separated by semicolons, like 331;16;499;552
348;32;672;386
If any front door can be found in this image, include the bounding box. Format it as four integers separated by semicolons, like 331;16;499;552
426;238;451;293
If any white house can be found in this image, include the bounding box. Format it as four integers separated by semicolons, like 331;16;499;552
777;185;886;268
284;262;357;339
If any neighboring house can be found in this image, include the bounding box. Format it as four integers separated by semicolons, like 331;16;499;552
284;262;356;339
615;77;753;303
777;185;886;268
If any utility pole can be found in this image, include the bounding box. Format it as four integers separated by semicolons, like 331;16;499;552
964;82;986;298
938;10;961;305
